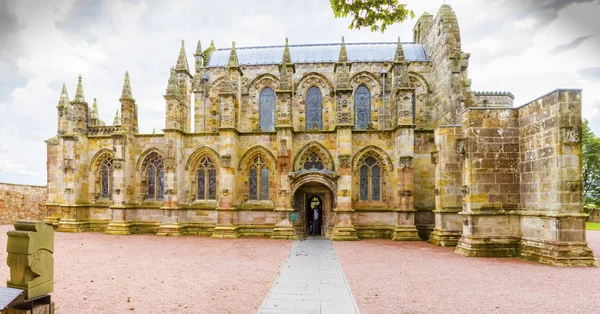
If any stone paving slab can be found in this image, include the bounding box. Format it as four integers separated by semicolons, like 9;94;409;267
259;237;360;314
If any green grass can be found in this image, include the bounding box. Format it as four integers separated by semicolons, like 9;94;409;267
586;222;600;230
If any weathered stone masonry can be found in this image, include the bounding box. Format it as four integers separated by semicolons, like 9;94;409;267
0;183;47;224
45;4;593;266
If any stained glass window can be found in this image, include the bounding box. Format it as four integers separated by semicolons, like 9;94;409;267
249;156;269;200
359;156;382;201
99;158;113;199
249;166;258;200
303;152;324;171
305;86;322;130
260;167;269;200
142;152;164;200
259;88;275;132
354;85;371;130
196;156;216;200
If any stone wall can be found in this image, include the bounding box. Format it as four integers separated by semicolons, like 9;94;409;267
0;183;47;224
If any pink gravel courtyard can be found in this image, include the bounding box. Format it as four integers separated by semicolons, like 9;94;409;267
0;225;294;314
2;225;600;314
334;231;600;314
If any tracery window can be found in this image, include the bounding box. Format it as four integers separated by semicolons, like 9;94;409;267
359;156;381;201
99;158;113;199
249;156;269;200
354;85;371;130
259;87;275;132
303;152;324;171
196;156;216;200
142;152;164;200
305;86;322;130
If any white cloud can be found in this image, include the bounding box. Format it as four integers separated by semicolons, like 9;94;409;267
0;0;599;185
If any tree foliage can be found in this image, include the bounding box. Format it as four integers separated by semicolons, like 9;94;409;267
583;120;600;207
330;0;415;33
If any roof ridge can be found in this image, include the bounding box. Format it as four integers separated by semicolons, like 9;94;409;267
215;41;420;51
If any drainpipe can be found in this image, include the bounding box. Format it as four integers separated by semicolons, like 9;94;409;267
380;67;387;129
202;74;209;132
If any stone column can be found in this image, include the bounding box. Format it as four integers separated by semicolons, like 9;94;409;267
105;132;131;235
392;126;420;241
211;79;240;238
332;124;358;240
270;86;296;239
429;126;463;246
156;132;184;236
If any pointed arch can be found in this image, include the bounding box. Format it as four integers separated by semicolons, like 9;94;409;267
295;72;334;93
186;146;220;170
407;71;431;93
352;145;393;172
136;147;164;171
238;145;277;171
248;73;280;90
90;148;113;171
293;141;335;173
350;71;382;91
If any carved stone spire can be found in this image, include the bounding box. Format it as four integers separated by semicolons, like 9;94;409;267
194;40;203;73
165;67;178;96
73;75;86;103
57;83;70;108
394;36;405;63
338;36;348;63
152;127;156;134
113;109;120;125
175;40;190;73
91;98;99;120
195;40;203;56
227;41;239;67
120;71;134;101
282;37;292;64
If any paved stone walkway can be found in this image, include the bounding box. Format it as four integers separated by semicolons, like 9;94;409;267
259;237;360;314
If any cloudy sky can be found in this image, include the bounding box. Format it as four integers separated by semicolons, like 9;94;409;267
1;0;599;185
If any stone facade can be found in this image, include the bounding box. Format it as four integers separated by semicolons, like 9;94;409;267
0;183;47;224
45;4;593;265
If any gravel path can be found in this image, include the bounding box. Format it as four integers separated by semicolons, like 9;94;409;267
334;231;600;314
0;225;294;314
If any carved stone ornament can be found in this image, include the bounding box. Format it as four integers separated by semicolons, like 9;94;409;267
566;181;580;192
338;154;351;169
461;185;469;195
434;188;440;195
165;158;176;171
560;126;580;144
430;151;439;164
113;159;124;169
399;156;413;168
456;138;467;156
221;154;232;168
63;159;75;171
337;111;352;124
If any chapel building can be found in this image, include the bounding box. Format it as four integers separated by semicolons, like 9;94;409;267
45;5;594;266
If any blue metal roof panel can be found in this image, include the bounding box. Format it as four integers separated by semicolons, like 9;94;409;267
206;42;428;67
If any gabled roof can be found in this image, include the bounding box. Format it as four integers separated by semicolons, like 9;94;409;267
206;42;428;67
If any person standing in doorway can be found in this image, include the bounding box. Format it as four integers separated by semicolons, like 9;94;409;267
312;206;320;236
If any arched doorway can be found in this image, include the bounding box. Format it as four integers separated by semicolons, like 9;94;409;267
291;175;336;238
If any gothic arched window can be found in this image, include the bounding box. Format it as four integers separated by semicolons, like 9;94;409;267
100;158;113;199
305;86;322;130
197;156;217;200
249;156;269;200
303;152;324;171
359;156;381;201
259;87;275;131
354;85;371;130
142;152;164;200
